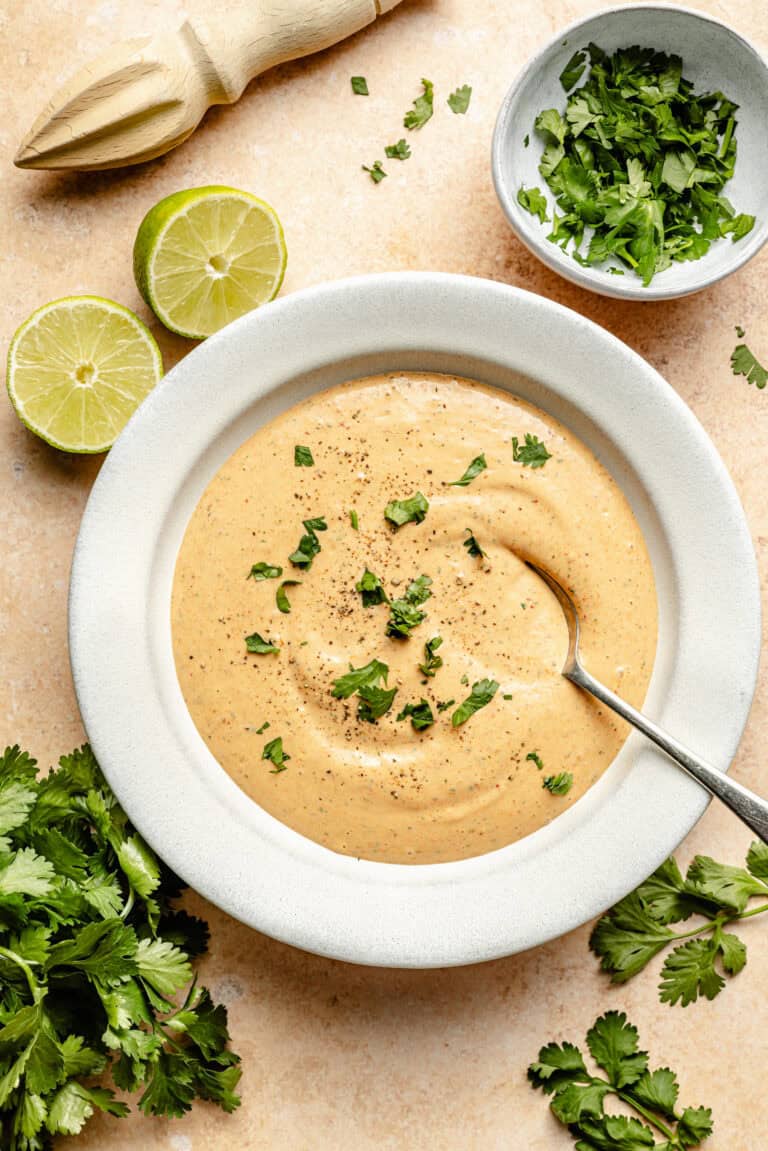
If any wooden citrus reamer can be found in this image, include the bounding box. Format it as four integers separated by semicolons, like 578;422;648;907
15;0;405;171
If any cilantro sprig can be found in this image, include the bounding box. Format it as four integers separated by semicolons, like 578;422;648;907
331;659;397;723
512;434;551;468
0;744;240;1145
529;1010;712;1148
520;44;756;285
590;843;768;1006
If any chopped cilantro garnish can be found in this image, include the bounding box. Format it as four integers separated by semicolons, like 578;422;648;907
543;772;573;795
526;750;544;770
529;1010;713;1148
419;635;443;677
331;659;389;699
404;78;434;130
294;444;314;467
385;138;411;160
351;76;368;96
386;575;432;638
276;580;300;614
525;44;756;285
447;85;472;115
731;338;767;389
247;562;282;581
396;699;435;730
363;160;387;184
452;678;499;727
436;698;455;712
517;185;549;224
384;491;429;528
256;721;270;734
524;133;530;147
503;693;513;700
512;434;551;468
448;453;487;486
356;569;388;608
245;631;279;654
357;684;398;723
349;509;359;530
262;736;290;773
289;516;327;569
463;528;486;559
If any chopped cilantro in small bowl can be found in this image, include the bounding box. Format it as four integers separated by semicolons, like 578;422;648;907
492;5;768;299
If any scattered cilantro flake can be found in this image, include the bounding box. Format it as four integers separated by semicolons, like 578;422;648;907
357;684;398;723
448;453;487;486
0;743;240;1139
245;631;279;655
276;580;300;614
262;737;290;773
731;340;767;389
590;844;768;1006
396;699;435;730
447;85;472;114
386;575;432;638
385;138;411;160
460;673;469;685
349;509;359;530
436;699;455;712
404;78;434;130
294;445;314;467
517;185;549;224
543;771;573;795
331;659;389;699
351;76;368;96
524;133;530;148
247;562;282;581
384;491;429;528
363;160;387;184
356;569;388;608
512;433;551;468
529;1011;713;1148
255;721;270;735
526;45;756;285
526;751;544;770
463;528;486;559
419;635;443;677
289;516;327;570
503;693;513;700
452;679;499;727
735;324;745;338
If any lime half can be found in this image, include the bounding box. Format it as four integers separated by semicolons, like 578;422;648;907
7;296;163;454
133;186;287;339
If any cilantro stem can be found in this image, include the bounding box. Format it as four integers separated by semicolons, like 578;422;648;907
616;1090;676;1141
120;887;135;919
734;899;768;920
0;945;43;1002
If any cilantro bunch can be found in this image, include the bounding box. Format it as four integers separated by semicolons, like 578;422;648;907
0;744;241;1149
591;843;768;1005
519;44;755;284
529;1010;712;1148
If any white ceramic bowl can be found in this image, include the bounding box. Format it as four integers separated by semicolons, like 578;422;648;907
492;4;768;300
69;274;760;967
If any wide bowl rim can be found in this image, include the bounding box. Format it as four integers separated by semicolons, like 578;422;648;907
69;272;761;966
491;2;768;301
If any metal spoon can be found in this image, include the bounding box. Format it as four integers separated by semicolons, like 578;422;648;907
527;561;768;844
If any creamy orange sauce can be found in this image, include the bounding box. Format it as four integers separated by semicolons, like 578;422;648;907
172;373;657;863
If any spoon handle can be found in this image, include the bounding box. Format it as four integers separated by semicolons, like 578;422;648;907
567;663;768;844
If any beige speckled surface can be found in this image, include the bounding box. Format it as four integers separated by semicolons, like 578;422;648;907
1;1;767;1147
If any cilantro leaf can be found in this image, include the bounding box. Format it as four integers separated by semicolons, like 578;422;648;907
543;771;573;795
135;937;192;997
396;699;435;730
448;453;487;486
245;631;279;655
294;444;314;466
289;516;327;569
686;855;766;912
526;750;544;770
276;579;300;613
357;684;398;723
349;509;359;531
447;85;472;114
517;185;550;224
357;569;388;608
0;847;55;897
384;491;429;528
385;575;432;638
512;433;551;468
385;138;411;160
419;635;443;677
363;161;387;183
404;78;434;130
331;659;389;699
589;891;676;982
746;839;768;880
351;75;368;95
731;341;768;389
586;1011;647;1087
659;938;724;1006
463;528;486;559
436;699;455;712
560;50;588;92
678;1106;714;1146
262;737;290;773
452;679;499;727
247;562;282;581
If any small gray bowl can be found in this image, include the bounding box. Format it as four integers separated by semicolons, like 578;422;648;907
492;4;768;300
